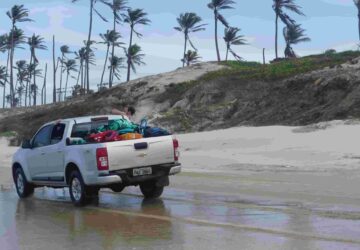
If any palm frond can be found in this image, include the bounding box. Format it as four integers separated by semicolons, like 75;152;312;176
217;13;229;28
94;7;108;22
7;5;33;24
208;0;236;10
182;50;201;65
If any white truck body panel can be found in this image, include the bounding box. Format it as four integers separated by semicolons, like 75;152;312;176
106;136;175;171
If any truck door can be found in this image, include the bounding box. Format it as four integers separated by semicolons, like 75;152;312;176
46;123;66;181
27;125;53;180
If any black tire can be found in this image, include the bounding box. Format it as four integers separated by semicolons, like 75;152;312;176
110;184;125;193
140;181;164;199
14;168;34;198
86;186;100;197
69;170;90;207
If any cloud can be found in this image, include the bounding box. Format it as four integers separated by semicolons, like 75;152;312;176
320;0;354;6
26;5;87;46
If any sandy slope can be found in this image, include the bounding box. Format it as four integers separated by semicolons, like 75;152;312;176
1;120;360;186
178;120;360;173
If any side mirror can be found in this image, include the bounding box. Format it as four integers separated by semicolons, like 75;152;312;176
66;138;71;146
21;139;32;149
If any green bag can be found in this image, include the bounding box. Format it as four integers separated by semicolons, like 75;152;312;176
98;119;138;133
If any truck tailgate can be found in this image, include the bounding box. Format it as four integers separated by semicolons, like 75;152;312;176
105;136;175;171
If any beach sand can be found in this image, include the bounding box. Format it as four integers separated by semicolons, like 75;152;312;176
1;120;360;187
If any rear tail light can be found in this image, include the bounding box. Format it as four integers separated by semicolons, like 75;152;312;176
173;138;180;162
96;147;109;171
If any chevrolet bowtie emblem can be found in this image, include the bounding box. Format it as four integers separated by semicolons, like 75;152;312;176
137;153;147;158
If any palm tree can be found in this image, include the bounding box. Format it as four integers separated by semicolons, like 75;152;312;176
63;59;78;100
72;0;108;93
59;45;71;101
354;0;360;40
15;60;28;106
98;30;122;87
283;24;310;58
28;34;47;65
7;4;32;107
223;27;247;61
27;63;42;105
0;34;10;109
0;66;7;108
272;0;304;59
28;34;47;106
124;8;151;82
208;0;235;62
124;44;145;81
29;83;38;107
83;41;96;91
108;56;125;83
104;0;128;87
8;28;26;106
183;50;201;66
16;85;25;107
174;13;207;67
5;94;11;107
75;47;86;91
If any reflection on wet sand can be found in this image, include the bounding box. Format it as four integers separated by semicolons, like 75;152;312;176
1;188;360;250
15;196;175;250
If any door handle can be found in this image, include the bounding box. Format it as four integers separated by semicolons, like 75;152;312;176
41;152;46;155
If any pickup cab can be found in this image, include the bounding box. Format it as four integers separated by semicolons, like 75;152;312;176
12;115;181;206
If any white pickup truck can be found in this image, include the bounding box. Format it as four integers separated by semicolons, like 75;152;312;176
12;115;181;206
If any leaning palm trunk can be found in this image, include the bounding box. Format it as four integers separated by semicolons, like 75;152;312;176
41;63;47;105
52;35;57;103
109;63;114;86
109;13;116;88
25;80;29;107
358;9;360;41
33;69;37;106
64;72;69;100
100;44;110;87
225;45;229;61
3;51;10;108
85;0;94;93
182;33;188;67
214;11;221;62
126;27;134;82
27;54;34;107
275;14;279;59
9;46;15;106
9;26;15;107
59;55;65;102
76;61;82;87
2;83;5;109
81;62;84;90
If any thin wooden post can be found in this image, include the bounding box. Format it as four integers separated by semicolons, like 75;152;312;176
52;35;56;103
263;48;266;65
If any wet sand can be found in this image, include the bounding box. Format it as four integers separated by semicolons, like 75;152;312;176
0;186;360;250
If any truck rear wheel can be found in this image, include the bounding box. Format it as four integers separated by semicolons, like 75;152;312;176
140;181;164;199
14;168;34;198
69;170;90;206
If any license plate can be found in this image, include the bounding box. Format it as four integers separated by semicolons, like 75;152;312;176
133;167;152;177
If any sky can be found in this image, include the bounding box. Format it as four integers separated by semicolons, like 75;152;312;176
0;0;359;103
